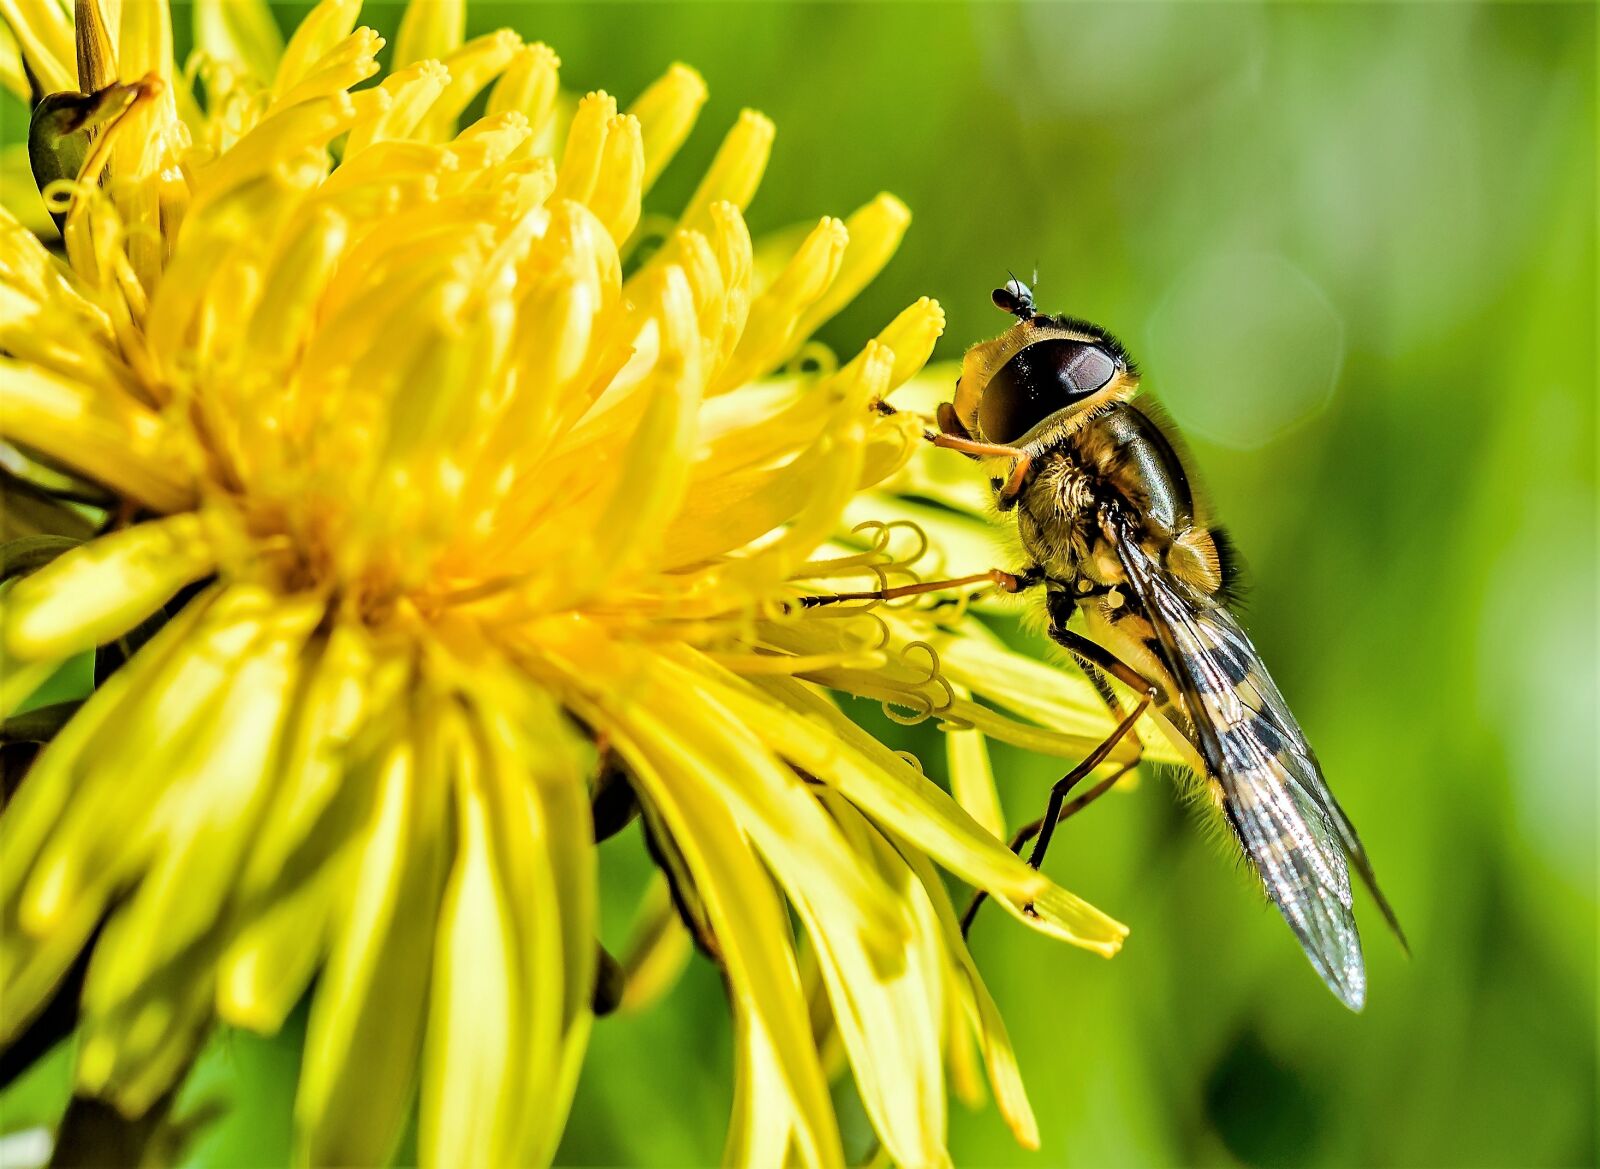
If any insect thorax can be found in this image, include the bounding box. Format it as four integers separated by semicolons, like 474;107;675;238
1014;448;1105;586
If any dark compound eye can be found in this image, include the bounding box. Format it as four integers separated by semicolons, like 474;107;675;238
978;338;1119;444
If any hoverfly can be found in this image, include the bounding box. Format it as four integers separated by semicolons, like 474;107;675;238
881;279;1405;1009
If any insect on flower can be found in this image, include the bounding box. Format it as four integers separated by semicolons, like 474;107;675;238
852;278;1407;1009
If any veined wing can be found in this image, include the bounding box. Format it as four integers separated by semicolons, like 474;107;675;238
1114;519;1394;1009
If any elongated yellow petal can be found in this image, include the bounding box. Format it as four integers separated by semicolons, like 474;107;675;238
193;0;284;87
587;114;644;244
0;592;219;1045
423;28;523;140
551;265;701;606
420;721;526;1169
393;0;464;69
873;296;946;392
796;793;950;1169
79;597;319;1017
2;513;215;661
17;589;279;937
217;841;349;1033
0;359;194;512
601;718;845;1169
554;636;904;952
345;58;451;153
714;216;848;393
679;109;773;239
725;1012;801;1169
0;0;75;94
735;668;1129;953
271;0;360;101
487;42;561;138
296;724;449;1168
628;63;708;190
946;692;1007;839
269;26;383;115
792;194;912;346
235;623;388;902
900;843;1041;1149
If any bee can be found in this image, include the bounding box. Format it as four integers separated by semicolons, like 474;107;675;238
927;278;1406;1009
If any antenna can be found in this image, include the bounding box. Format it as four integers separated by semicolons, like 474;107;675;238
992;273;1036;321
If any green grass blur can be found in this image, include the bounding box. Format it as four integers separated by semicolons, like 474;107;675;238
1;3;1594;1166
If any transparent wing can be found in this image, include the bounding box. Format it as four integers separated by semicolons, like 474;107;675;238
1114;521;1392;1009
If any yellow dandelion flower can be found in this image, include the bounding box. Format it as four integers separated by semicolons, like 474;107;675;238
0;1;1146;1164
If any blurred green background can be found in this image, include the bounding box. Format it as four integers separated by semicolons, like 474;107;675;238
2;2;1594;1167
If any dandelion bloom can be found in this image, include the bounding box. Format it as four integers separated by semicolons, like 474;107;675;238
0;1;1166;1164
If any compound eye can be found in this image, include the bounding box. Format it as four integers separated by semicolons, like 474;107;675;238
977;339;1119;444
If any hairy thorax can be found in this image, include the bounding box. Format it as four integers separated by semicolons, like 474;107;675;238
1014;403;1229;604
1014;452;1095;580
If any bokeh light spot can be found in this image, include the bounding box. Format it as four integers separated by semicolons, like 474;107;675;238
1144;252;1345;449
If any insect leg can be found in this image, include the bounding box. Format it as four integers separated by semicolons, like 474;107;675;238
994;453;1036;513
1049;624;1167;704
958;698;1149;938
926;432;1028;462
795;566;1042;609
960;628;1159;938
1022;693;1150;873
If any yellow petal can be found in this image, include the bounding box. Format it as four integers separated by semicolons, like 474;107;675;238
193;0;284;87
552;89;618;208
796;793;951;1169
393;0;464;69
740;669;1129;953
714;215;848;393
627;63;708;190
587;114;644;244
420;722;527;1169
78;597;319;1017
560;637;903;952
421;28;522;141
296;724;449;1168
679;109;773;239
0;358;194;512
873;295;946;392
0;590;218;1045
617;872;693;1013
217;840;349;1034
345;59;451;154
2;513;215;661
602;718;845;1169
900;845;1041;1149
486;42;561;140
725;1012;801;1169
17;588;277;936
271;0;360;101
235;622;388;902
0;0;75;94
268;25;383;115
791;194;912;346
945;692;1006;839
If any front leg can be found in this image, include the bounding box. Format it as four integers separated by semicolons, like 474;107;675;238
994;454;1035;513
927;414;1035;510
